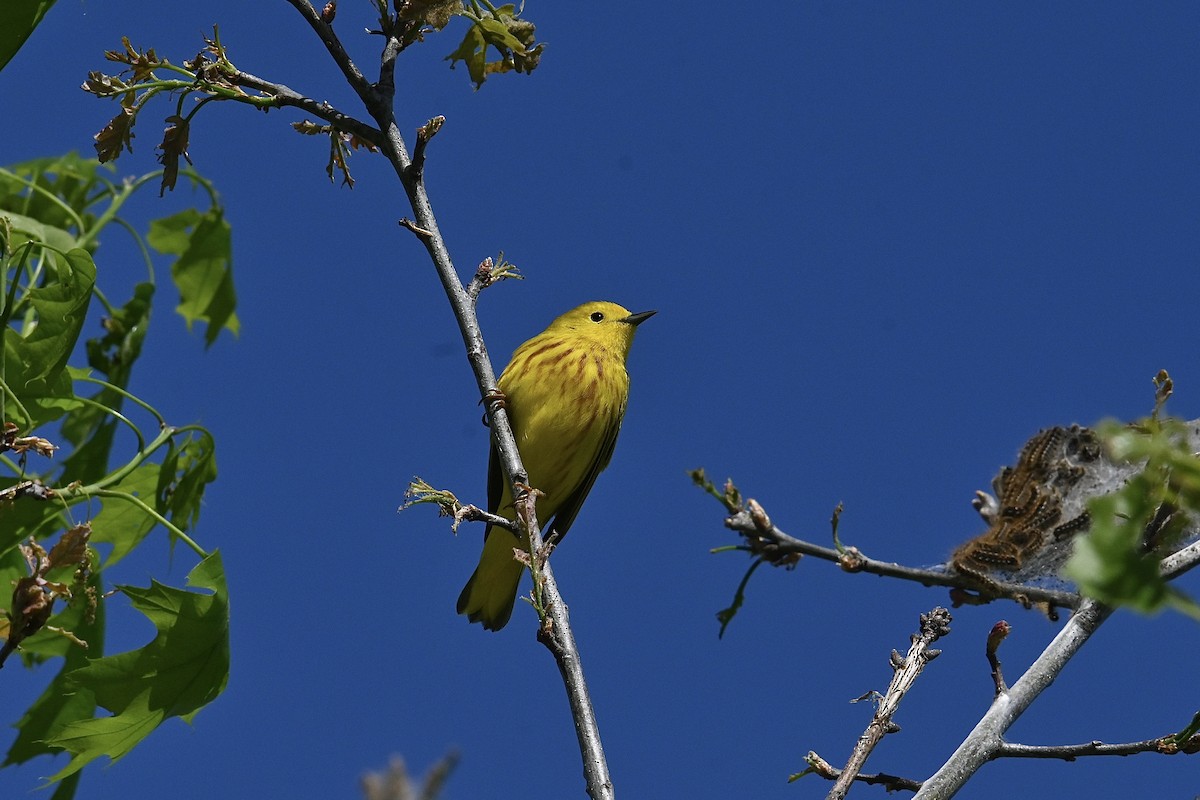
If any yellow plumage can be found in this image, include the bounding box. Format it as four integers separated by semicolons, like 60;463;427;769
457;301;655;631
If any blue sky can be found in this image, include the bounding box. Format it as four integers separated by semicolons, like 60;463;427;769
3;2;1200;798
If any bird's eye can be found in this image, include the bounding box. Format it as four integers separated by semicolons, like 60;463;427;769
589;312;604;322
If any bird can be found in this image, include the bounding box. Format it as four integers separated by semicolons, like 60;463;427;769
457;301;655;631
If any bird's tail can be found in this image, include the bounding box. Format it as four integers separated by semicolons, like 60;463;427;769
457;526;526;631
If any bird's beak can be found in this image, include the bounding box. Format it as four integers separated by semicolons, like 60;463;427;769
622;310;657;326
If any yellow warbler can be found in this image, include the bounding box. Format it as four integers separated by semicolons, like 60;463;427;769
457;301;655;631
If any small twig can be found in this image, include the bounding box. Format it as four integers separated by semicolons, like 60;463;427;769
398;218;434;239
457;505;517;532
0;480;55;503
410;115;445;181
828;607;952;800
995;735;1200;760
801;751;923;793
830;501;848;553
986;620;1011;696
398;477;517;534
465;263;490;304
465;254;522;303
282;0;379;113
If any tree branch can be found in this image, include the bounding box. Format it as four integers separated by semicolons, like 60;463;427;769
1159;537;1200;581
723;509;1082;612
802;751;923;794
995;736;1200;760
279;5;614;797
282;0;378;111
224;69;384;146
828;608;952;800
912;598;1113;799
914;523;1200;797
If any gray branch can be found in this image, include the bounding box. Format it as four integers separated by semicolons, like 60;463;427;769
914;537;1200;798
723;510;1081;611
224;69;384;147
827;608;951;800
996;737;1200;760
279;4;614;797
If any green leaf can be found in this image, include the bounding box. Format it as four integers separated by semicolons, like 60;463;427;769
0;359;73;429
157;433;217;534
49;771;81;800
44;690;162;781
1065;489;1169;611
0;0;58;72
57;417;119;487
445;6;543;88
4;248;95;382
446;24;488;87
0;210;78;253
1;153;230;794
77;433;217;567
147;208;238;347
89;463;160;567
1064;418;1200;618
716;558;765;639
84;282;154;387
46;552;229;781
20;248;95;378
2;248;93;427
57;283;156;477
0;154;104;233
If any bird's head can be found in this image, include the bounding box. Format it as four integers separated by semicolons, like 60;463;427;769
544;301;656;359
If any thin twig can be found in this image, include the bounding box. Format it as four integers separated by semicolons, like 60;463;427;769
0;480;55;503
456;505;518;532
804;751;923;793
225;69;384;146
995;736;1200;760
410;116;445;181
828;608;951;800
986;620;1011;696
282;0;378;111
398;218;433;239
724;510;1082;611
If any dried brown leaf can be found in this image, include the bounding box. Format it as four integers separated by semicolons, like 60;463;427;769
156;114;192;195
47;523;92;570
93;106;137;163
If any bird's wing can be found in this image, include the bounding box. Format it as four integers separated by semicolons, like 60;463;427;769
483;439;504;542
547;409;626;540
